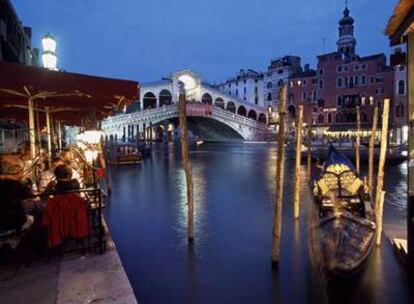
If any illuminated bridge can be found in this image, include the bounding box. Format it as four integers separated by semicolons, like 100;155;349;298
102;70;269;142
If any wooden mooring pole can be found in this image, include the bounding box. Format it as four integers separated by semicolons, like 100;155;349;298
294;105;303;219
356;106;361;174
376;190;386;247
307;125;312;181
271;85;287;267
368;107;378;195
375;99;390;247
178;83;195;243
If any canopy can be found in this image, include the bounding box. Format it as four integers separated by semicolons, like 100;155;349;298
323;145;356;173
0;60;139;125
386;0;414;45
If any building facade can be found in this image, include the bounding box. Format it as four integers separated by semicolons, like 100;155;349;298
0;0;38;65
288;5;395;135
214;69;264;107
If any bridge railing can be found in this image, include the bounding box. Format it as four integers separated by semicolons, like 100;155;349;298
103;103;267;130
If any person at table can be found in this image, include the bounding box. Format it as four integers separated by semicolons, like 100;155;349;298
43;164;80;194
38;157;64;193
60;149;84;188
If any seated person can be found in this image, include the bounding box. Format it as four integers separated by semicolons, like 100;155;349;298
60;149;84;188
43;164;80;194
38;157;64;193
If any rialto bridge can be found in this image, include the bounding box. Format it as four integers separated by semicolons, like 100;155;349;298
102;70;269;141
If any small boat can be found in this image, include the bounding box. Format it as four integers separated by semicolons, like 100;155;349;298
310;145;376;278
110;143;142;165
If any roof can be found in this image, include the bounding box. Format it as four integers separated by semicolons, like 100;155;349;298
0;61;139;125
141;79;172;88
386;0;414;45
359;54;386;62
290;70;317;79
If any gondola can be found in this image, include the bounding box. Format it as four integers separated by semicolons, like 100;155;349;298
310;145;376;278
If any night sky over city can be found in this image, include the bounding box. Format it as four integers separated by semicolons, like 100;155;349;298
13;0;397;83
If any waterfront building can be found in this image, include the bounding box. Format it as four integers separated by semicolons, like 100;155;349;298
213;69;264;107
0;0;39;66
287;5;394;136
390;44;408;144
215;56;302;111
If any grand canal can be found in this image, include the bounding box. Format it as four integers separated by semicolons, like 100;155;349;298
106;142;412;304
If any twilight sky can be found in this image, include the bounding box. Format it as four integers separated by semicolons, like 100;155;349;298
13;0;397;83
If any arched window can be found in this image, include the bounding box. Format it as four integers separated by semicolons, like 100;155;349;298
267;93;272;101
328;113;332;123
267;82;273;89
400;104;405;118
337;77;343;87
398;80;405;95
336;113;341;123
318;114;324;124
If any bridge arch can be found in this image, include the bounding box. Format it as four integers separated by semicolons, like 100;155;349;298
202;93;213;105
214;97;225;109
143;92;157;109
247;109;257;120
226;101;236;113
237;105;247;117
258;113;267;124
159;89;172;107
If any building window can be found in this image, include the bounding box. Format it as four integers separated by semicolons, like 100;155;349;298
344;77;348;88
313;107;318;113
303;80;307;86
399;65;405;72
349;77;354;88
312;78;318;85
289;93;295;101
229;91;231;95
255;79;258;83
361;75;366;85
337;96;343;107
255;87;258;93
319;69;324;76
255;97;258;104
362;64;367;70
267;93;272;101
328;113;332;123
398;80;405;95
319;80;324;89
313;91;317;101
337;66;342;73
355;76;359;85
302;92;307;101
267;82;272;89
370;76;375;84
318;99;324;108
278;69;283;74
318;114;324;124
236;89;239;96
243;80;246;84
354;65;360;71
337;77;343;87
243;87;247;94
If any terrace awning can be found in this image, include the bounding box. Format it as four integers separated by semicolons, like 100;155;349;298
0;60;139;158
385;0;414;46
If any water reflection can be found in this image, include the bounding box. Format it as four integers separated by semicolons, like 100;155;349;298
106;143;409;304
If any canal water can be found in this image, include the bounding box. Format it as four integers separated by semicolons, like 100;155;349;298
106;143;412;304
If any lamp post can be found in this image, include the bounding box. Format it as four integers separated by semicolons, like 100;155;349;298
41;33;58;71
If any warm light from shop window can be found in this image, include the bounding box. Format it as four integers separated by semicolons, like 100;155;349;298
369;96;374;105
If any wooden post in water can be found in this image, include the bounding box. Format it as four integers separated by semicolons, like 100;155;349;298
356;106;361;174
307;125;312;181
376;190;386;247
375;99;390;246
368;107;378;195
271;85;287;267
178;83;195;243
294;105;303;219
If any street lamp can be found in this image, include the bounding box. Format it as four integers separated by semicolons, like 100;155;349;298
41;33;58;70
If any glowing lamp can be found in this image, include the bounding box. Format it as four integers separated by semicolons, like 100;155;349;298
77;130;104;145
41;33;57;53
41;33;58;70
84;150;99;163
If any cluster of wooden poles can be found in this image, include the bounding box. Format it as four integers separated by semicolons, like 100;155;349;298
177;84;391;265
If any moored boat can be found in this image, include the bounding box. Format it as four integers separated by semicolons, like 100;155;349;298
110;143;142;165
310;145;376;278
